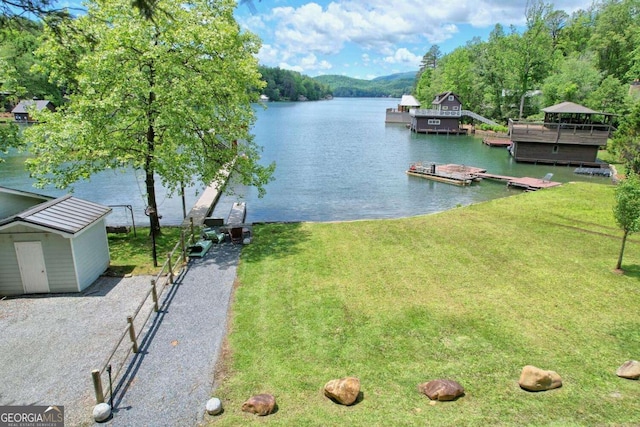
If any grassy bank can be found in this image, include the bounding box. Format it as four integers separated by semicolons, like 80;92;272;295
211;182;639;426
107;226;188;275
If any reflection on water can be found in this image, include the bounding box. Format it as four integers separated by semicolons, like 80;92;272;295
213;98;612;223
2;98;612;225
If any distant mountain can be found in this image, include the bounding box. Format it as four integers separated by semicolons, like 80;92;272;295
313;72;418;97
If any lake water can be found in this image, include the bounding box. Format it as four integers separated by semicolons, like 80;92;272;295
1;98;611;225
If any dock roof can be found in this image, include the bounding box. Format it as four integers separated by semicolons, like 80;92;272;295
542;102;601;115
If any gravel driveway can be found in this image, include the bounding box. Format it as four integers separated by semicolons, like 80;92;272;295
0;242;240;426
0;274;158;426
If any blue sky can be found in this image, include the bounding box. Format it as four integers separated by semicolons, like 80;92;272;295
234;0;589;80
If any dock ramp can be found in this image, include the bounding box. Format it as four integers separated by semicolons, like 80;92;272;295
461;110;499;127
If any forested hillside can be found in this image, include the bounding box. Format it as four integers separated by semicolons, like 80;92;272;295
314;72;416;97
413;1;639;125
259;66;333;101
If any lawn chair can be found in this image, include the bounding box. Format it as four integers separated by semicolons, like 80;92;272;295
542;173;553;183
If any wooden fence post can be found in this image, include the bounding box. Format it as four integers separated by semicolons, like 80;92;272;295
127;316;138;353
167;253;173;284
190;217;195;244
180;231;186;264
92;369;105;404
151;279;159;312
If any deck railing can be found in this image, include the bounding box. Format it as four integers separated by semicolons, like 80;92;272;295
409;108;462;117
90;229;191;406
508;118;612;146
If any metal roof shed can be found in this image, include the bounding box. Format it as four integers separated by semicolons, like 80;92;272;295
0;188;112;295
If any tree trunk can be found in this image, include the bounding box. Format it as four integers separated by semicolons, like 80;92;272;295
519;93;526;119
616;230;629;270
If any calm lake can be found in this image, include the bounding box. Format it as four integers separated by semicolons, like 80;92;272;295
1;98;611;225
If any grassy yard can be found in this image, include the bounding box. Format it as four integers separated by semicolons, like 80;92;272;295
107;226;191;275
210;182;639;426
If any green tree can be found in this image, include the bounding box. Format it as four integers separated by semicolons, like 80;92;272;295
612;101;640;174
613;172;640;270
541;53;601;106
0;19;64;104
512;1;554;118
590;0;640;81
25;0;274;236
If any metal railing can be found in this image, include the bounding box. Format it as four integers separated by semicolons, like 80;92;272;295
91;229;190;406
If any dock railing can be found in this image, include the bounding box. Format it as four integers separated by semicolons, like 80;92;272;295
508;118;612;145
409;108;462;117
90;229;190;406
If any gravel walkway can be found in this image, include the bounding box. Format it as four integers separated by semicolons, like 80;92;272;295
104;243;240;426
0;274;154;426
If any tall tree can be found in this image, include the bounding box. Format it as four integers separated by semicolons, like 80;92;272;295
512;0;554;118
613;172;640;271
589;0;640;80
25;0;274;236
541;53;601;107
612;101;640;175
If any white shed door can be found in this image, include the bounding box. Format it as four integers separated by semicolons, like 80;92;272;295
15;241;50;293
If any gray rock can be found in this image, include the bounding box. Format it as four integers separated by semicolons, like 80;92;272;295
92;403;111;422
206;397;223;415
616;360;640;380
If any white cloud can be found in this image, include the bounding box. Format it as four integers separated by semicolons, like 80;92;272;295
383;48;422;67
242;0;590;77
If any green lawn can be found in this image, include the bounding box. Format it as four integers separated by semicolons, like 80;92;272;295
210;182;640;426
107;226;189;275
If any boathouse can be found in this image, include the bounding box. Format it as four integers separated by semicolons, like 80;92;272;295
409;92;466;134
508;102;614;166
11;99;55;123
385;94;421;124
0;187;112;296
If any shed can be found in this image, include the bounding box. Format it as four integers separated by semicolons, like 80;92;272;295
11;99;55;123
0;187;112;295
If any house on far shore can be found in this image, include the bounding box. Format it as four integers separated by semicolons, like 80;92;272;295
11;99;55;123
508;101;615;167
0;186;112;296
409;91;467;134
385;94;421;124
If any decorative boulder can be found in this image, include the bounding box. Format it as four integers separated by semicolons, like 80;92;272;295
241;394;276;416
616;360;640;380
324;377;361;405
92;403;111;422
206;397;223;415
418;379;465;401
518;365;562;391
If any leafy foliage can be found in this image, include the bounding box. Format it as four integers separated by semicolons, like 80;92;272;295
259;66;332;101
613;172;640;269
24;0;274;234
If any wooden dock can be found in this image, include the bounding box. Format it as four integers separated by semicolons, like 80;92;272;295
482;138;512;147
408;163;562;191
473;172;561;190
407;163;486;186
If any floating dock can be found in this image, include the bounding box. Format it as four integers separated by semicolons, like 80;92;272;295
406;163;486;186
482;138;512;147
407;163;561;191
